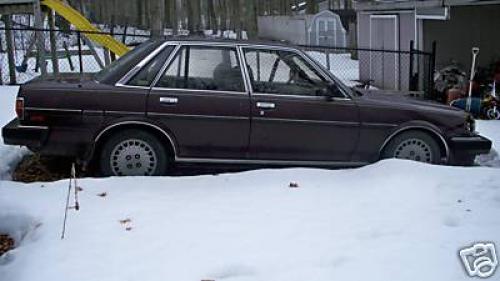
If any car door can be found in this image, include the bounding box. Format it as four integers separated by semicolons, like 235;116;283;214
146;44;251;160
242;47;360;162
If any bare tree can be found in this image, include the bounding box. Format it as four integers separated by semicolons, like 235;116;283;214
187;0;201;35
245;0;258;39
150;0;165;38
207;0;217;33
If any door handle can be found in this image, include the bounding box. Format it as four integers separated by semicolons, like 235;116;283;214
159;97;178;105
256;102;276;110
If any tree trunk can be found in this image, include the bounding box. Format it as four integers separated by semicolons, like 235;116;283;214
245;0;258;39
207;0;217;33
234;0;242;39
187;0;201;35
170;0;178;35
151;0;165;38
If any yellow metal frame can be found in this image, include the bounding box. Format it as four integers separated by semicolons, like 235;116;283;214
42;0;130;56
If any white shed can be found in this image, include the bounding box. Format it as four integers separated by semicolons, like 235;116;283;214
257;10;348;47
308;10;347;47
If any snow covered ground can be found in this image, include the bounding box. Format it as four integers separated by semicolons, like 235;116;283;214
0;86;27;180
307;52;360;87
0;85;500;281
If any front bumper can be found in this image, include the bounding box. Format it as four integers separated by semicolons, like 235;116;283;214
449;135;492;155
2;118;49;148
448;134;492;165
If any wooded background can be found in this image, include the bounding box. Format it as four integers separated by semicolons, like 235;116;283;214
71;0;338;38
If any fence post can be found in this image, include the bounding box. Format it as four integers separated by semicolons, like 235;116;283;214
409;40;414;91
34;0;48;77
4;16;17;85
77;31;83;74
325;49;331;71
428;41;437;100
48;10;59;75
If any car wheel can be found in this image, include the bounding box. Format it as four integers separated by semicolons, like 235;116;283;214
382;131;442;164
100;129;168;176
451;154;476;166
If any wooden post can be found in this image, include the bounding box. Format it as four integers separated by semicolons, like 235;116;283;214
103;48;111;66
20;33;37;70
4;16;17;85
62;41;74;71
34;0;48;77
82;37;104;70
109;26;116;61
48;10;59;75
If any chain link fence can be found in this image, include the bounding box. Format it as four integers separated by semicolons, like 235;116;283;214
1;24;436;98
301;44;436;97
0;24;151;85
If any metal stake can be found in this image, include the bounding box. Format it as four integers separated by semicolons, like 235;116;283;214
466;47;480;112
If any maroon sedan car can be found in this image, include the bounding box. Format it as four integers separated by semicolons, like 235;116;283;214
2;40;492;176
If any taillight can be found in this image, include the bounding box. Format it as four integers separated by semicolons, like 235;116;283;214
15;97;25;120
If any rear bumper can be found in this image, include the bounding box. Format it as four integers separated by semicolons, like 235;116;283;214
2;118;49;148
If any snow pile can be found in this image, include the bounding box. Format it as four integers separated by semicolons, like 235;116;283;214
476;121;500;167
0;85;499;280
0;161;500;281
0;87;28;180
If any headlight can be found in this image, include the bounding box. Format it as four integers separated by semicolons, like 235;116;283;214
465;115;476;133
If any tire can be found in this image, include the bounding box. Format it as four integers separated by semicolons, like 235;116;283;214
99;129;168;176
382;131;442;164
451;154;476;166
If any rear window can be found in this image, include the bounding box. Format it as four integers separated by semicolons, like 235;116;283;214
94;40;163;85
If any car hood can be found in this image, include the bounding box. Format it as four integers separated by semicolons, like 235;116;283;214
355;89;463;113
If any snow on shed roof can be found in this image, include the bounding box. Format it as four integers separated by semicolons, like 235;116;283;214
355;0;500;11
0;0;34;4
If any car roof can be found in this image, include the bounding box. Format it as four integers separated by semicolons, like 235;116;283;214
156;37;301;49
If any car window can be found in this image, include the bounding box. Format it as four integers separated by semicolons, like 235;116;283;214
244;48;334;97
127;46;175;87
94;40;163;84
155;46;245;92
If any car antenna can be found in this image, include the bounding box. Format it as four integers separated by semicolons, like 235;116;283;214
61;163;81;240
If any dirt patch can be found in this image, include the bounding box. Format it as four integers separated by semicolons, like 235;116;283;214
12;154;262;182
12;154;79;183
0;234;15;256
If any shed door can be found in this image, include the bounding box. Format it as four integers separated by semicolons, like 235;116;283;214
369;15;399;90
317;18;336;47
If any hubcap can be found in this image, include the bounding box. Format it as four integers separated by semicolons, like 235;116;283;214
110;139;157;176
394;138;433;163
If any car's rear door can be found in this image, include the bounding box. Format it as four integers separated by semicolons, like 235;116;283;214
242;47;360;162
146;43;251;160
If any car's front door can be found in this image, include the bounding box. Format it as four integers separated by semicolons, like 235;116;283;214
146;44;251;160
242;47;360;162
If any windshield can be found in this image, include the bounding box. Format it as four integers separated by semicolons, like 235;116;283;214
94;40;163;84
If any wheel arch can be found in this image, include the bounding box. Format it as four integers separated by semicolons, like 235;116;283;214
379;125;450;162
91;121;177;162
